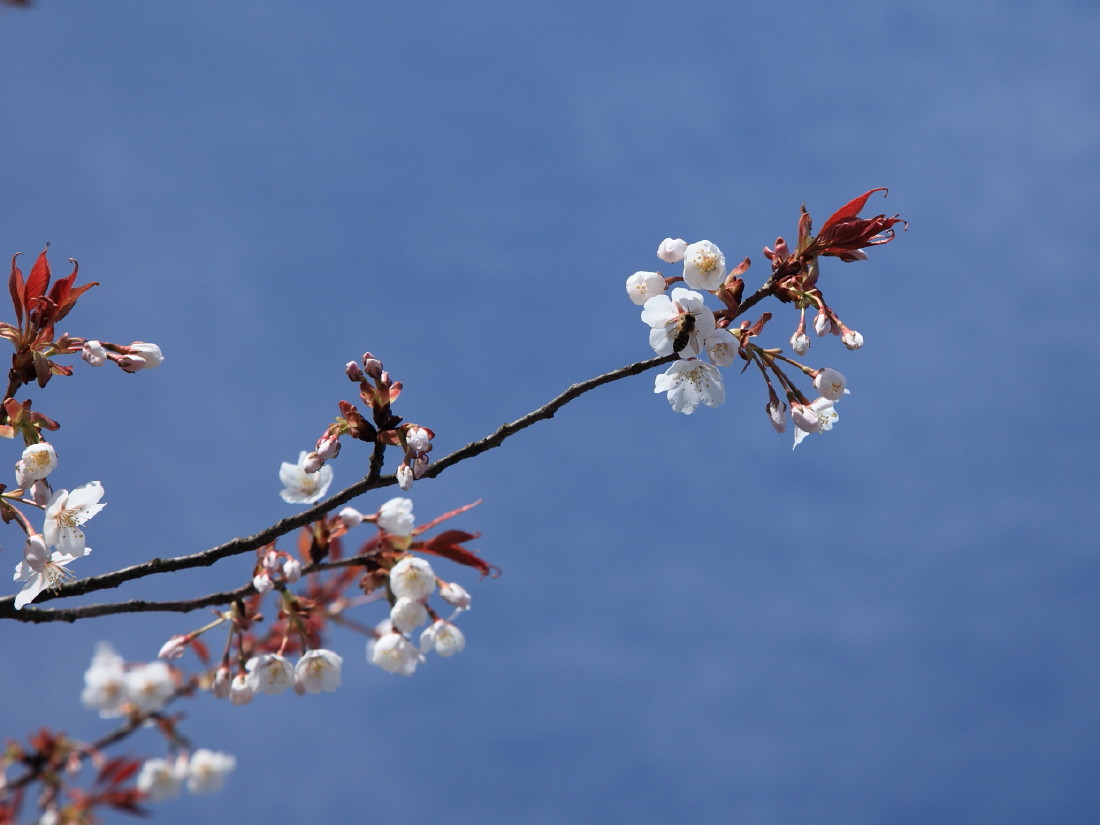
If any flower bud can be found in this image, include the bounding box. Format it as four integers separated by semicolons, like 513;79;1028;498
81;340;107;367
842;329;864;350
656;238;688;263
790;330;810;355
158;634;189;660
396;463;414;490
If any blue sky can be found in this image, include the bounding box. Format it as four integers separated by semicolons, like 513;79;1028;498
3;0;1100;823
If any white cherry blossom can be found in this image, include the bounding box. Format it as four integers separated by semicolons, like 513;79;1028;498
641;288;715;359
389;555;436;600
294;649;343;694
654;360;725;414
17;443;57;482
43;481;105;556
245;653;295;695
377;497;415;537
421;620;466;657
792;397;839;449
279;451;333;504
137;757;185;801
368;630;422;676
813;368;849;402
186;749;236;794
682;240;726;291
626;271;666;305
13;534;91;610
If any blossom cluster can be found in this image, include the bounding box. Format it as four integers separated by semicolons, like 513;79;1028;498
625;190;903;447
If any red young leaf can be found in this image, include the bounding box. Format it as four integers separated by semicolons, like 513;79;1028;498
24;246;51;304
819;188;889;233
419;529;499;577
9;253;25;327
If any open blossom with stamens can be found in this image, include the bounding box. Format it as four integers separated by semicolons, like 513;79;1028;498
421;620;466;657
390;596;429;633
704;327;737;367
13;534;91;610
294;649;343;694
792;397;839;449
641;287;714;359
626;271;666;305
368;625;422;676
246;653;295;695
389;555;436;600
43;481;105;556
682;240;726;291
813;368;849;402
17;442;57;481
654;360;725;415
279;451;333;504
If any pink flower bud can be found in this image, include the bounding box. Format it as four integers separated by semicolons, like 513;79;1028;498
158;635;189;660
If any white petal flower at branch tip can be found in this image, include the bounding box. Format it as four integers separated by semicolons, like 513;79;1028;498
439;581;471;610
18;442;57;481
377;496;415;537
626;271;667;305
186;749;236;795
641;288;714;359
229;673;254;705
704;327;737;367
421;620;466;657
842;329;864;350
656;237;688;263
654;360;725;415
81;339;107;367
13;534;91;610
813;368;850;402
279;451;333;504
125;661;177;714
43;480;105;556
792;397;839;450
813;311;833;337
790;329;810;355
682;240;727;291
245;653;296;695
282;556;302;582
294;649;343;694
137;757;185;801
390;596;429;633
368;630;422;676
388;555;436;600
81;641;128;717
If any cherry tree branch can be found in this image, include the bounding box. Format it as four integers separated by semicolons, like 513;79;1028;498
0;278;778;622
